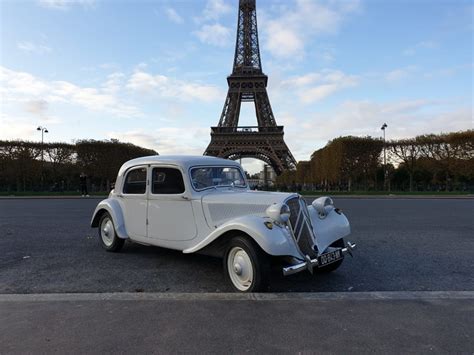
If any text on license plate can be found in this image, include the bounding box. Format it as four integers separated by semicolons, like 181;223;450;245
318;249;343;266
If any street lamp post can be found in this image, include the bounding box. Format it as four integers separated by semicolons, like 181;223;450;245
37;126;48;161
37;126;48;191
381;123;388;191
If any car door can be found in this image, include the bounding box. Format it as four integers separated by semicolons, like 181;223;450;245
147;166;197;242
119;165;148;238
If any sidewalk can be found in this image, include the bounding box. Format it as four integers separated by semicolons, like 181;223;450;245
1;291;473;353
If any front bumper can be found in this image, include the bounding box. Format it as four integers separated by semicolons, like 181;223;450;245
282;241;357;276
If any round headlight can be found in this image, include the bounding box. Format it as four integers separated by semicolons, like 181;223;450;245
266;203;291;224
279;203;290;223
312;196;334;217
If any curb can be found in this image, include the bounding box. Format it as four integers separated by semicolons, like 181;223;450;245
1;291;473;302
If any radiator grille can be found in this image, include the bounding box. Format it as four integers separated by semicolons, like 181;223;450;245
286;196;317;257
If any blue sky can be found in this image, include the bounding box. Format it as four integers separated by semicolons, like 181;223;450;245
1;0;472;173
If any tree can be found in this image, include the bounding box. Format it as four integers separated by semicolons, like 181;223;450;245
0;139;157;192
389;138;422;191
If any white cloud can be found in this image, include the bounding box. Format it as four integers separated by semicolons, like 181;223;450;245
288;99;472;160
194;23;232;47
0;66;141;118
264;23;304;59
165;7;184;24
300;84;343;103
38;0;95;10
108;127;210;156
126;71;168;92
202;0;232;21
126;70;222;102
25;99;49;115
403;40;439;56
102;72;126;94
0;114;41;141
0;113;61;141
280;69;358;103
261;0;360;59
385;66;416;82
193;0;232;47
17;41;52;54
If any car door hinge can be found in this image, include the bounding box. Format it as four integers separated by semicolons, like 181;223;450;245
146;218;149;225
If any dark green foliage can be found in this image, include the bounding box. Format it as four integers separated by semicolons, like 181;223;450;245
0;139;157;193
276;130;474;192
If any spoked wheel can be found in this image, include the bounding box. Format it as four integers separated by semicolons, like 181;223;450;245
224;236;270;292
98;212;124;252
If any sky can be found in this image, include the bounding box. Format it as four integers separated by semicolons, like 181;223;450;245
1;0;472;173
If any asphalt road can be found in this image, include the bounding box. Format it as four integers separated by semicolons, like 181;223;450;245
0;197;473;293
1;197;473;353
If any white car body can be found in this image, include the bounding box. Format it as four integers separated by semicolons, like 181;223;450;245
91;155;356;289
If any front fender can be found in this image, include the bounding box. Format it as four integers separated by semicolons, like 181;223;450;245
90;198;128;239
308;205;350;253
183;215;303;259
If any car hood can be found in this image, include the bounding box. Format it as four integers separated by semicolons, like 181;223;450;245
201;189;297;228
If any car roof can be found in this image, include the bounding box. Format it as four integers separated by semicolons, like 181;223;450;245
118;155;241;176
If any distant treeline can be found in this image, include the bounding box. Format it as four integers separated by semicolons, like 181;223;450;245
2;130;473;193
0;139;157;192
277;130;474;192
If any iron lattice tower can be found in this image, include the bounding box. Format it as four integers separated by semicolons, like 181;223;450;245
203;0;296;175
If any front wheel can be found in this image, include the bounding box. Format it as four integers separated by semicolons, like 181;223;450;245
98;212;124;252
224;236;270;292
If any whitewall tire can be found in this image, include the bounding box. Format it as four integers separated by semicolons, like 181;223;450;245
98;212;124;252
224;236;270;292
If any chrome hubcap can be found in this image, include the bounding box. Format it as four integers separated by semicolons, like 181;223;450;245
100;218;114;247
227;247;253;291
234;263;242;275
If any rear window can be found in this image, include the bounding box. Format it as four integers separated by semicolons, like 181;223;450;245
123;167;147;194
152;167;185;194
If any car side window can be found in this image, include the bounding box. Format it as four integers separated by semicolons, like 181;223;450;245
123;167;147;194
152;167;185;194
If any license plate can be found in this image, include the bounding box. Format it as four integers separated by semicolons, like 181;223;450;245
318;249;343;266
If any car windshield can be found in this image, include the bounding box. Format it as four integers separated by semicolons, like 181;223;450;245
190;166;247;190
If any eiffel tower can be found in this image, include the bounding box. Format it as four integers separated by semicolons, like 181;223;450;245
203;0;296;175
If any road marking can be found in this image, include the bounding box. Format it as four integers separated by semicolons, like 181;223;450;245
0;291;473;302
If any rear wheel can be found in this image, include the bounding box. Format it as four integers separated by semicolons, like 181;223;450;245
316;238;344;273
98;212;124;252
224;236;270;292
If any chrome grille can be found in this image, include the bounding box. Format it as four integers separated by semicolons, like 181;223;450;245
286;196;317;257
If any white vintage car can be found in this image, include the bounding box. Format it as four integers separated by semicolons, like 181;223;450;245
91;155;356;292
